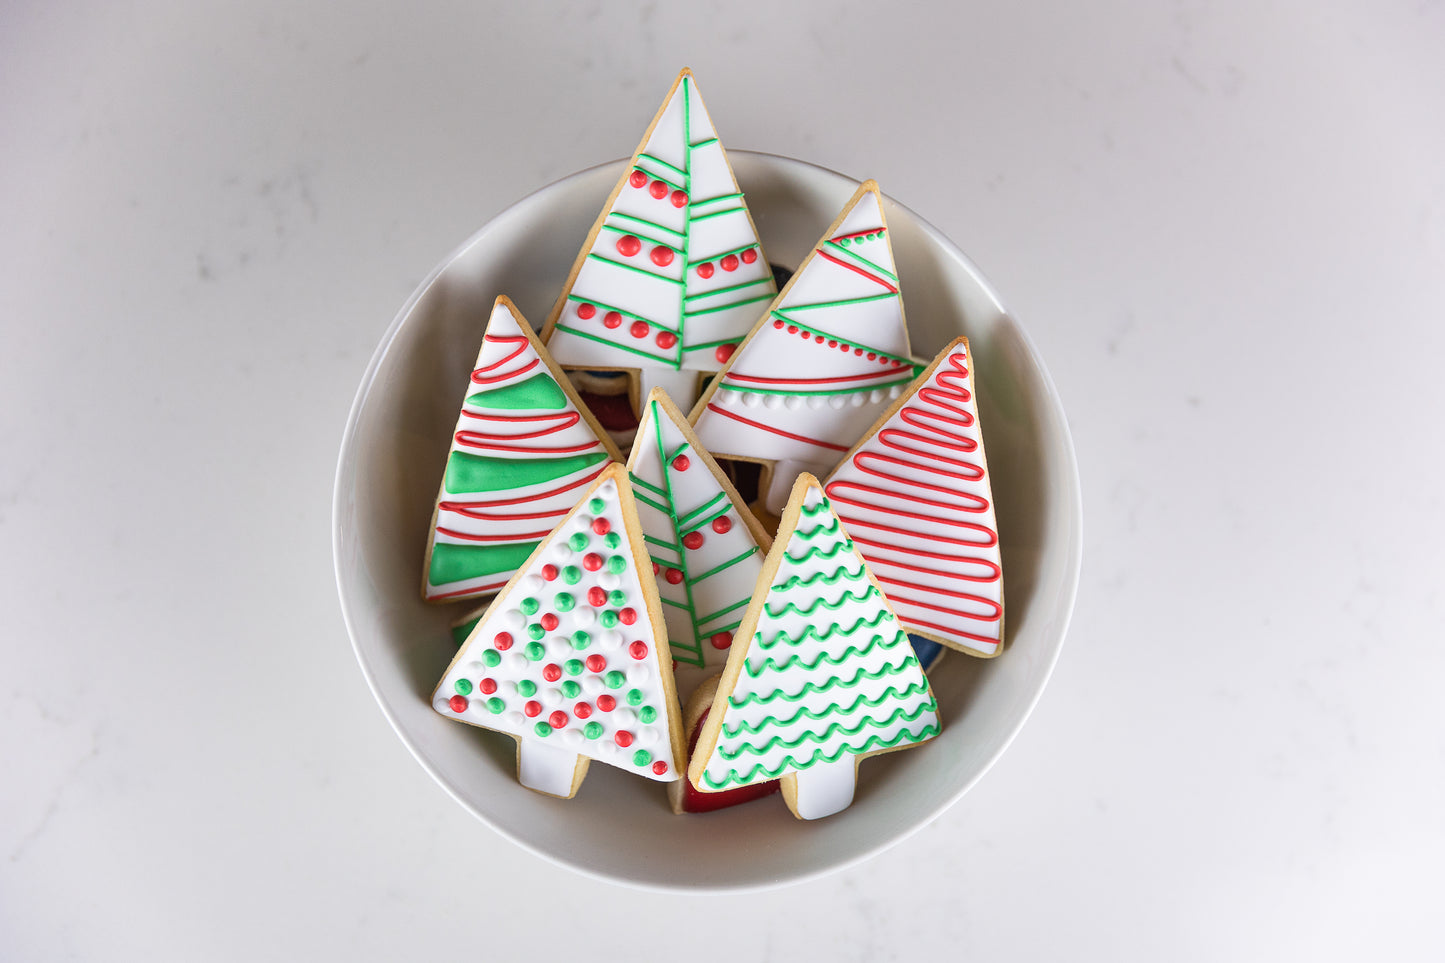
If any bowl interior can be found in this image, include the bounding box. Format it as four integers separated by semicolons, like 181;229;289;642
334;152;1082;891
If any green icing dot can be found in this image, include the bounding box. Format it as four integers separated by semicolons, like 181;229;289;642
600;611;618;628
562;565;582;585
632;749;652;767
561;681;581;698
534;722;552;738
482;650;501;667
524;642;546;661
627;688;644;706
526;623;546;641
487;697;505;714
608;589;627;606
517;680;536;697
554;592;575;612
565;659;584;676
520;597;540;616
605;671;626;689
583;722;604;740
639;706;657;723
571;630;591;649
569;533;589;552
603;532;621;549
606;555;627;574
589;497;605;514
453;678;473;695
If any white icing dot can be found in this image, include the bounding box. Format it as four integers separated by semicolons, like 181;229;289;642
575;514;593;531
762;393;780;409
548;635;572;658
828;395;846;409
888;384;904;400
805;394;824;409
573;607;596;627
582;676;604;695
600;630;624;649
433;697;452;713
464;661;485;674
562;729;583;747
629;665;653;685
508;652;529;671
635;726;659;747
498;610;526;631
741;392;759;408
868;389;883;404
520;574;544;593
505;711;525;727
541;687;561;707
784;394;802;411
849;392;866;407
613;708;637;727
502;681;519;697
599;572;621;591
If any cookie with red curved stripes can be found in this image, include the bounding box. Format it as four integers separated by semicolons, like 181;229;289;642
422;296;622;602
689;180;922;515
822;337;1003;656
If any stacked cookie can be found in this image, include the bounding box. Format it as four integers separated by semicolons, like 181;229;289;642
425;70;1002;820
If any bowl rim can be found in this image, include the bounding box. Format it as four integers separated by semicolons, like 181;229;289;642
332;150;1083;892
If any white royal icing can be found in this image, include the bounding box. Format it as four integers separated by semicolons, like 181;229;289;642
823;340;1003;656
434;474;681;786
547;70;777;408
424;300;615;601
691;185;918;512
696;481;938;816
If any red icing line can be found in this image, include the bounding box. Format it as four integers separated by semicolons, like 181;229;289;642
727;368;910;386
454;411;602;455
470;335;539;385
435;526;554;543
702;403;847;452
436;467;607;512
427;577;511;600
813;249;898;293
831;226;887;242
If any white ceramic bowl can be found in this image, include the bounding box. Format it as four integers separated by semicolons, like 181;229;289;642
333;152;1082;891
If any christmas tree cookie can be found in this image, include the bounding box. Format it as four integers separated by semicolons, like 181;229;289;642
688;474;940;820
824;338;1004;656
542;68;777;413
690;181;922;515
423;297;622;602
626;388;772;694
433;464;686;798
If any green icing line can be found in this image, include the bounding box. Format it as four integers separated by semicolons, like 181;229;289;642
428;541;538;586
689;191;742;208
745;636;910;677
721;682;933;737
464;373;565;411
783;291;898;313
690;547;761;584
443;450;606;494
716;703;939;758
750;611;898;651
585;252;685;285
701;723;940;788
822;239;899;281
683;293;773;318
716;377;914;398
637;150;687;180
727;661;924;707
773;564;867;592
683;276;771;303
552;324;675;366
780;539;855;566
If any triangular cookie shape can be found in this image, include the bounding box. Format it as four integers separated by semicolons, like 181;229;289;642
689;181;921;514
542;68;777;412
433;464;687;798
423;296;622;602
688;474;939;819
823;337;1004;656
626;388;772;690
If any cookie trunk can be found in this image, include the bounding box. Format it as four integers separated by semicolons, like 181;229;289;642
517;739;586;798
787;758;857;820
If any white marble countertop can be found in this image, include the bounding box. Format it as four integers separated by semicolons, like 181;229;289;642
3;2;1442;959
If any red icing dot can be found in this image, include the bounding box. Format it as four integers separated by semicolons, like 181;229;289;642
588;586;608;607
629;170;649;189
670;189;688;208
840;342;851;351
630;320;650;339
652;761;669;775
651;246;675;267
672;454;690;471
541;613;559;631
741;248;758;264
574;702;593;719
720;254;739;272
616;234;642;257
649;179;669;199
629;641;649;660
524;701;542;717
652;562;661;575
827;340;838;348
879;355;893;365
786;325;798;334
712;515;733;534
814;333;826;342
577;303;596;320
656;331;677;349
710;632;732;649
714;343;736;364
583;552;603;572
478;678;497;694
603;310;623;329
664;567;683;585
618;607;637;625
542;663;562;682
696;262;715;279
854;347;864;355
585;654;607;673
683;531;705;550
549;710;568;729
597;694;617;712
614;730;634;748
448;695;468;713
867;352;877;360
493;632;513;651
772;319;784;329
541;564;559;581
592;518;611;536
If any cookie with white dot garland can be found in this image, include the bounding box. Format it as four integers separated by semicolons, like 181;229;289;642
541;68;777;414
433;463;686;798
626;388;772;699
688;474;940;820
422;296;622;603
689;181;924;516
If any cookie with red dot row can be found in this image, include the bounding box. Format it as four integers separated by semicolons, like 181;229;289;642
433;463;687;798
541;68;778;416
